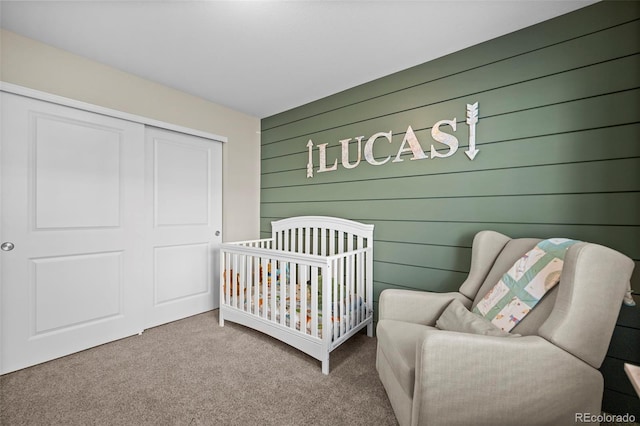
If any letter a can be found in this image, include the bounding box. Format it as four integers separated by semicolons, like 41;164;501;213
393;125;428;162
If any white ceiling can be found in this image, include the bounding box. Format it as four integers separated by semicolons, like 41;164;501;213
1;0;599;118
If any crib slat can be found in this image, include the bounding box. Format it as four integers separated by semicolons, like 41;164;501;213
261;258;268;319
366;248;373;319
356;236;363;324
354;252;360;325
304;228;311;254
339;256;345;335
224;252;231;306
282;230;287;252
231;253;237;308
296;228;303;255
279;261;287;326
289;263;296;330
329;230;336;256
346;254;353;330
235;252;239;304
270;258;277;322
229;253;234;308
321;227;327;256
290;229;295;252
252;256;259;315
300;265;308;334
340;256;346;336
311;267;318;338
347;235;354;328
239;255;245;309
245;255;252;314
331;260;340;340
358;251;364;324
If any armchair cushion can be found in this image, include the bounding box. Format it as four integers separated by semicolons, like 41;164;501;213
436;299;518;337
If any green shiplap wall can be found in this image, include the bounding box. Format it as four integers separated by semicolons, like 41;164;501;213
262;1;640;301
261;2;639;412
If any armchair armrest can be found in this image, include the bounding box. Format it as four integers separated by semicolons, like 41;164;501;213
412;332;603;426
378;289;471;325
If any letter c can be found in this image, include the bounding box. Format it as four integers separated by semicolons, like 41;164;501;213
364;131;393;166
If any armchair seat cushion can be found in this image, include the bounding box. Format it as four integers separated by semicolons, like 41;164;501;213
377;319;437;398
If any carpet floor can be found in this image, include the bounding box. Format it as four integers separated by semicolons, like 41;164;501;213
0;310;397;425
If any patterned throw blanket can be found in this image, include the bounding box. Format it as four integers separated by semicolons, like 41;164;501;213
473;238;579;332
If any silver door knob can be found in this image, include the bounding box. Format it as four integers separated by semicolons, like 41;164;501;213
1;242;15;251
215;231;221;237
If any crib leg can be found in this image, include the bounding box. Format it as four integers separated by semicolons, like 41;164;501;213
367;322;373;337
322;357;330;375
219;311;224;327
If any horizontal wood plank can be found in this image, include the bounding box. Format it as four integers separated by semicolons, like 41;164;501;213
262;3;640;130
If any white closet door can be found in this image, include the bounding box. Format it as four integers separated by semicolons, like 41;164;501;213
0;93;146;374
144;127;222;328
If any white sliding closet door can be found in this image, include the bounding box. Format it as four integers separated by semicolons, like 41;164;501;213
144;127;222;329
1;92;223;374
0;93;146;374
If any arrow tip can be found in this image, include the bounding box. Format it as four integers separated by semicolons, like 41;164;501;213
465;149;479;160
307;139;313;147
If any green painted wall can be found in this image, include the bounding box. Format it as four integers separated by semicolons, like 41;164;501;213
262;0;639;298
261;1;640;414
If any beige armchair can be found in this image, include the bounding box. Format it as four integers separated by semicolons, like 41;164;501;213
376;231;635;426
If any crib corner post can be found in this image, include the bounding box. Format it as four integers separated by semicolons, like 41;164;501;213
367;322;373;337
322;358;330;375
219;311;225;327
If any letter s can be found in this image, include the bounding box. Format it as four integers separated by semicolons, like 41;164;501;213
430;119;459;159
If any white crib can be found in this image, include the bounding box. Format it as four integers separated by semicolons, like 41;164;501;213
219;216;374;374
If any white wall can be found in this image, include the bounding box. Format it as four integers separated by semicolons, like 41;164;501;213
0;29;260;242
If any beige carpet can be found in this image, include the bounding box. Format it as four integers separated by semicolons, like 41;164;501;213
1;310;397;425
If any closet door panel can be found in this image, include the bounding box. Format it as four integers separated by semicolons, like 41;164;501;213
0;93;146;374
145;127;222;328
155;139;210;226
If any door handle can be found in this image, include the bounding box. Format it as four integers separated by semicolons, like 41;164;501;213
1;242;15;251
